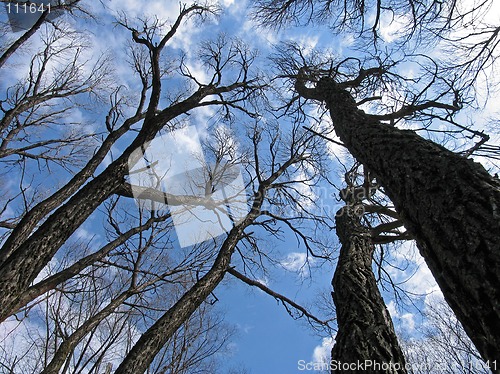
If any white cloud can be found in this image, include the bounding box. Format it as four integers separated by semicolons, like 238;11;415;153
377;12;411;43
291;35;319;56
386;241;438;296
255;276;269;288
386;300;416;333
241;18;280;47
391;240;417;261
293;170;317;210
386;299;397;317
406;261;437;295
400;312;415;331
183;58;212;85
236;323;254;334
104;0;211;56
312;336;335;363
107;0;178;20
281;252;313;277
423;285;444;308
75;226;95;241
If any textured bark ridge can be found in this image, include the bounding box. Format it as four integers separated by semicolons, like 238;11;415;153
331;205;407;374
309;77;500;367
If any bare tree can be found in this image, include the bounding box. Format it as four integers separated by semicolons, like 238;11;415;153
251;0;492;46
252;0;500;365
0;0;91;69
114;117;331;373
0;11;111;236
402;295;492;374
0;249;235;374
0;3;263;323
2;1;498;373
0;5;336;372
286;51;500;366
252;0;500;79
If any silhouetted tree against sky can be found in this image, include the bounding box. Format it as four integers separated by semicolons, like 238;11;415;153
0;4;263;321
0;3;264;371
114;122;328;373
0;0;88;69
293;54;500;366
254;0;500;365
0;3;336;372
1;0;500;372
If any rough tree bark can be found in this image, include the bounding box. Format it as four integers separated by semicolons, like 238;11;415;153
331;203;407;373
296;76;500;368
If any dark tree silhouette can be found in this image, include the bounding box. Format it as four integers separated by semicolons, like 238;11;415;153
294;69;500;366
2;0;499;372
114;120;328;373
0;3;335;372
254;0;500;365
0;4;262;322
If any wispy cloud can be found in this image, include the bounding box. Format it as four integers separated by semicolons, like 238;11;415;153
387;300;416;333
281;252;314;277
312;336;334;363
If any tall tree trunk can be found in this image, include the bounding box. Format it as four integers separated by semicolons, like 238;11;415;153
114;225;242;374
296;77;500;367
331;204;407;373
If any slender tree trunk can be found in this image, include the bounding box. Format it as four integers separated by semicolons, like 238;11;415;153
115;189;265;373
115;156;296;373
331;204;407;373
297;77;500;367
114;225;241;374
41;290;132;374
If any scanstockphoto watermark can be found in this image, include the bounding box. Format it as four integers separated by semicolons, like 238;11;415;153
128;126;248;248
297;359;498;372
298;360;404;372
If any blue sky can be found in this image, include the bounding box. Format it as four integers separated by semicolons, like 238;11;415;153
1;0;499;373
